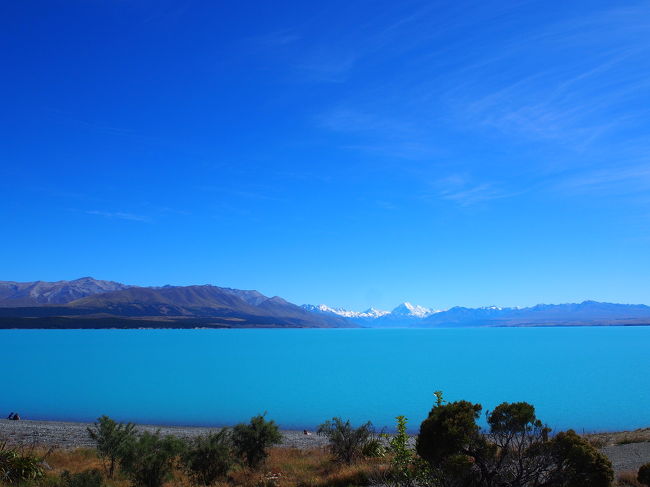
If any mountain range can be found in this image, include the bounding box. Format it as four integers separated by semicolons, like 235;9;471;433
1;277;650;329
303;301;650;327
0;278;349;329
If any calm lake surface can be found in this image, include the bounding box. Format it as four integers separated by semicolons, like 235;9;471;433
1;328;649;432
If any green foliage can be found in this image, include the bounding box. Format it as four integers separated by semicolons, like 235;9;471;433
487;401;543;435
362;437;386;458
433;391;445;408
119;431;185;487
416;394;614;487
232;414;282;469
384;415;419;487
180;429;233;485
638;463;650;486
87;415;136;478
547;430;614;487
416;400;483;465
317;417;378;464
0;448;45;485
60;469;104;487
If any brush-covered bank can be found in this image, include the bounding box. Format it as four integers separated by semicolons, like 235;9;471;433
2;412;650;487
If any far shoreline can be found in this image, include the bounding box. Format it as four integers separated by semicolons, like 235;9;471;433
2;417;649;447
2;323;650;330
0;418;329;450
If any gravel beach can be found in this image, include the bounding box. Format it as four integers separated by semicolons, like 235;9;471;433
2;419;649;476
0;419;328;450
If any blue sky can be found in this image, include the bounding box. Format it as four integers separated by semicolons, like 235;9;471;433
2;0;650;310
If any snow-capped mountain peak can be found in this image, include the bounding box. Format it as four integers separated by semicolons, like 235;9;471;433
361;307;391;318
391;302;436;318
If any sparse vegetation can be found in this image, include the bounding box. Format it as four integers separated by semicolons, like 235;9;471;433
1;398;641;487
0;441;47;486
638;462;650;486
618;470;645;486
382;415;427;487
60;468;104;487
617;435;649;445
118;431;185;487
232;414;283;469
180;430;234;485
416;395;614;487
317;417;380;464
87;415;136;479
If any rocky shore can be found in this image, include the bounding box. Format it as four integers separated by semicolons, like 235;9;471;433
2;419;650;475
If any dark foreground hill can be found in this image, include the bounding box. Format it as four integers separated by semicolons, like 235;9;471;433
0;279;351;329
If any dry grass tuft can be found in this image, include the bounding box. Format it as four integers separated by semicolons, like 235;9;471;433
618;470;643;486
44;447;102;473
586;428;650;448
228;447;384;487
616;435;649;446
19;446;384;487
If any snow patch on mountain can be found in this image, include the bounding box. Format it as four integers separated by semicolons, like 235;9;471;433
302;301;440;321
302;304;390;318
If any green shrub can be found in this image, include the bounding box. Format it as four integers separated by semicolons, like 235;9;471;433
317;417;378;464
384;415;421;487
416;399;482;466
0;442;46;486
232;414;282;469
416;395;614;487
639;463;650;486
119;431;185;487
180;429;233;485
87;415;136;478
362;437;385;458
548;429;613;487
60;468;104;487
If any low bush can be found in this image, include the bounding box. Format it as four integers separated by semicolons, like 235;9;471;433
87;415;135;479
60;468;104;487
317;417;379;464
639;462;650;486
383;415;427;487
180;429;234;485
617;435;648;445
618;470;644;486
232;414;283;469
119;431;185;487
0;442;46;485
417;396;614;487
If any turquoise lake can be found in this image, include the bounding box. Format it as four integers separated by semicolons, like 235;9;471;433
1;327;649;432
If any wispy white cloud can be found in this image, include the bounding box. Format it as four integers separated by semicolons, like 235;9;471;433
432;174;516;207
245;30;301;49
445;4;650;146
295;52;358;83
556;163;650;196
85;210;151;222
319;108;414;136
307;2;650;210
317;107;442;159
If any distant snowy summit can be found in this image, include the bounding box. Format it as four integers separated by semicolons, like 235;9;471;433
301;304;391;318
301;301;441;325
391;302;438;318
